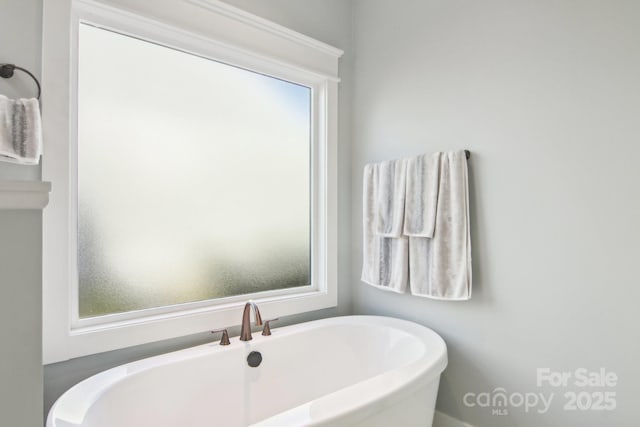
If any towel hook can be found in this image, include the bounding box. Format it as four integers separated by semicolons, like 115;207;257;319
464;150;471;160
0;63;41;100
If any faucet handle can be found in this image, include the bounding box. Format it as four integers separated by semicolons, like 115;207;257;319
211;328;230;345
261;318;279;336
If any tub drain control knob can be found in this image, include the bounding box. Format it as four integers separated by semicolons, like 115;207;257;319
247;351;262;368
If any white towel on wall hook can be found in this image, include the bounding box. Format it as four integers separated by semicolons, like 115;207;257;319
0;94;42;165
375;158;407;238
404;152;441;238
361;163;409;293
409;150;472;300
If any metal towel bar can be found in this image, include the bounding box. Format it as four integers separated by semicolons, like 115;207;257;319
0;63;41;100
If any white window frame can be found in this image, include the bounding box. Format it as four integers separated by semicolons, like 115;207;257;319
42;0;341;364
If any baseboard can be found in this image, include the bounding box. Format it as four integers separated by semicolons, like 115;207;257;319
433;410;476;427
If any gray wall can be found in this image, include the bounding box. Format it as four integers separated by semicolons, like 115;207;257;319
43;0;354;418
0;0;42;182
351;1;640;426
0;1;43;426
0;211;43;427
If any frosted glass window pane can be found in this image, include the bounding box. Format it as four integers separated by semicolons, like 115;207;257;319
77;24;311;318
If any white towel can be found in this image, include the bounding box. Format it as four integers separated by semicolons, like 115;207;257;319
0;95;42;165
375;159;407;237
409;150;472;300
404;152;441;238
361;163;409;293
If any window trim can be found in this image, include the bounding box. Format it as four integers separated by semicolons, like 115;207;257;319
42;0;341;364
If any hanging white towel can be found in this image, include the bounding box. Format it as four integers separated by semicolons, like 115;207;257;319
375;159;407;238
361;163;409;293
0;95;42;165
404;152;441;238
409;150;472;300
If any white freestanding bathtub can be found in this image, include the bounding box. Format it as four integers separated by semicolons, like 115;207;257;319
47;316;447;427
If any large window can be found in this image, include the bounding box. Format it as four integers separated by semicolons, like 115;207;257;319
77;23;311;318
43;0;341;363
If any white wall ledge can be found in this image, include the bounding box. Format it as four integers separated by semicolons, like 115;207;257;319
0;181;52;210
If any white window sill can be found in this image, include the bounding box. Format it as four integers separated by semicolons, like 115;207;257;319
45;288;335;364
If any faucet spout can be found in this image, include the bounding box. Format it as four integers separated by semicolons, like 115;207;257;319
240;301;262;341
